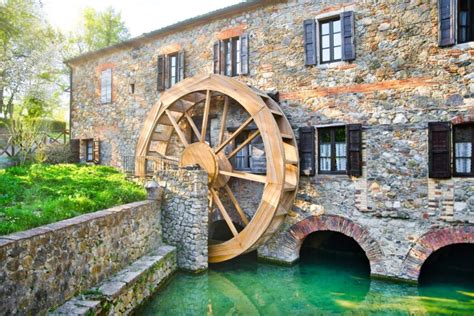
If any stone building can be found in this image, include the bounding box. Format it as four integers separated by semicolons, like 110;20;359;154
66;0;474;282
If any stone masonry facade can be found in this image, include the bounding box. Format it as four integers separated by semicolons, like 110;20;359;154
68;0;473;282
155;168;209;272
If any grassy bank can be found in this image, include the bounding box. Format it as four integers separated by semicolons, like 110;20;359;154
0;164;146;235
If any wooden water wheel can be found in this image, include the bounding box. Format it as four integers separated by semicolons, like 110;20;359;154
135;74;299;262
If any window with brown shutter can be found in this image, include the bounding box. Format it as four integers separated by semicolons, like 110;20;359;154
453;123;474;176
347;124;362;177
318;126;347;174
428;122;452;178
213;34;249;76
158;51;185;91
299;127;315;176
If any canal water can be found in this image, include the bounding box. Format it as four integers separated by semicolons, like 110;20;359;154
136;250;474;315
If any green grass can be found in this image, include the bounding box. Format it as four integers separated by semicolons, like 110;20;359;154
0;164;147;235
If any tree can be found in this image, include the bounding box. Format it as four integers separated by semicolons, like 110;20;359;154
0;0;61;119
76;7;130;53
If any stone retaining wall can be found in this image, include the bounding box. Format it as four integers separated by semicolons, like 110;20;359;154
0;200;161;315
155;168;208;272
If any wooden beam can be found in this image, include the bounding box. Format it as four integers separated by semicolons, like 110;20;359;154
185;112;201;141
201;90;211;143
227;130;260;159
215;116;253;154
224;185;249;225
219;170;267;184
165;109;188;147
217;96;229;146
210;188;239;237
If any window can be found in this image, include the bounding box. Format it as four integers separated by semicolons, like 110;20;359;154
318;126;347;174
224;37;241;76
235;131;251;170
213;34;249;76
453;124;474;176
157;50;184;91
299;127;315;176
168;53;178;87
100;68;112;104
303;11;355;66
85;139;94;162
458;0;474;44
320;18;342;63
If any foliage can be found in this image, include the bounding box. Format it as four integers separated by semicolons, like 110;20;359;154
3;117;49;165
0;164;146;235
71;6;130;54
0;0;64;119
39;143;74;164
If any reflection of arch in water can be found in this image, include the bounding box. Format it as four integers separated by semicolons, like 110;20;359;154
277;215;385;275
401;226;474;282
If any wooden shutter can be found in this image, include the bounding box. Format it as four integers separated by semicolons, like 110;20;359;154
347;124;362;177
341;11;356;61
178;50;185;82
213;41;220;74
70;139;80;163
303;19;317;66
299;126;315;176
92;139;100;164
438;0;455;47
157;55;165;91
240;33;249;75
429;122;452;178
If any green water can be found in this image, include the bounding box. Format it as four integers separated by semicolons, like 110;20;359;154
136;250;474;315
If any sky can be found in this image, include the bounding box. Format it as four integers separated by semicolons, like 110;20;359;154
42;0;242;37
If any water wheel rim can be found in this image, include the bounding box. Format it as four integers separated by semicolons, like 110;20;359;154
135;74;298;262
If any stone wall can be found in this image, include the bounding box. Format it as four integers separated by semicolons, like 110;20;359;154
69;0;473;281
0;200;161;315
155;168;208;272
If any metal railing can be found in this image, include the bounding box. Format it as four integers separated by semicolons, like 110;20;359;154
121;154;180;177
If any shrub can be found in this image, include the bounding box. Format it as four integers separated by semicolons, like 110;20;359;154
39;143;75;164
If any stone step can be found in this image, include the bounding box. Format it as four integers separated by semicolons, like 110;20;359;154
50;245;176;316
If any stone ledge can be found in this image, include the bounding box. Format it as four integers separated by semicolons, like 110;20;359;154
50;245;177;316
0;200;155;243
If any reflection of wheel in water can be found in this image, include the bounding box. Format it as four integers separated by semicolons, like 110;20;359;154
135;74;299;262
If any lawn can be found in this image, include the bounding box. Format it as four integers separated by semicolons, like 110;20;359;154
0;164;147;235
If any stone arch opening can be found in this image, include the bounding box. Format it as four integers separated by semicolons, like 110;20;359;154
282;215;385;275
401;226;474;282
419;243;474;286
301;231;371;277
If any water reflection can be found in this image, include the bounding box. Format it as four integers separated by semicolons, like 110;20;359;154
136;251;474;315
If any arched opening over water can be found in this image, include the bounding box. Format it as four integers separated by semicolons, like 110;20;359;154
300;231;371;277
419;243;474;286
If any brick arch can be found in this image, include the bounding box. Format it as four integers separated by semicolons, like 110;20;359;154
282;215;385;275
401;226;474;281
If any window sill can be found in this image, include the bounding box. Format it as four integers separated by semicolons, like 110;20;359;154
452;42;474;50
313;173;350;180
316;61;348;69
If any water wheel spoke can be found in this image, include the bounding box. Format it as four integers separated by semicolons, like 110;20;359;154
165;109;189;147
227;130;260;159
224;184;249;225
185;112;202;140
219;170;267;184
217;96;229;147
215;116;253;154
200;90;211;143
210;188;239;237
